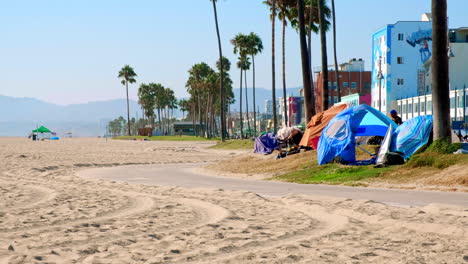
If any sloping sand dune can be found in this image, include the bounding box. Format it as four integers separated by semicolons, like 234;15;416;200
0;138;466;263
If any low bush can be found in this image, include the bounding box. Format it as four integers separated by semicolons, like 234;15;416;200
427;139;462;154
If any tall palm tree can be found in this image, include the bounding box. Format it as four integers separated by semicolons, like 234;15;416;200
210;0;226;141
241;56;252;136
270;0;279;133
297;0;315;121
118;65;137;136
432;0;451;141
331;0;340;103
277;1;294;126
232;34;249;138
237;59;244;138
246;33;263;135
318;0;329;111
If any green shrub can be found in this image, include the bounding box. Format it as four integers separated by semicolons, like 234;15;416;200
427;139;462;154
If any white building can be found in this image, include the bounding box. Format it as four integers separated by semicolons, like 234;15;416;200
372;14;432;114
396;27;468;124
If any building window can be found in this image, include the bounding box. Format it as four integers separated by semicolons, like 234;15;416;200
343;82;348;88
414;102;419;113
328;82;332;89
408;103;412;114
351;82;357;88
466;95;468;107
402;103;406;114
365;83;370;90
450;97;455;108
333;82;337;90
466;35;468;42
398;33;404;41
397;78;404;85
421;101;426;112
397;57;404;64
428;101;432;111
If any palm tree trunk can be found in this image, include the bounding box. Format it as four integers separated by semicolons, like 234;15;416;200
212;0;226;141
252;54;257;136
282;17;288;126
158;108;162;131
245;69;251;137
271;0;278;133
298;0;315;122
125;80;131;136
308;1;316;115
432;0;451;141
318;0;329;111
239;69;244;139
331;0;341;103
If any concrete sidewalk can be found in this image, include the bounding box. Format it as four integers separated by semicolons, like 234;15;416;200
79;163;468;208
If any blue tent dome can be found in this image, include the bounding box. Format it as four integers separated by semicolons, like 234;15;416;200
317;104;397;165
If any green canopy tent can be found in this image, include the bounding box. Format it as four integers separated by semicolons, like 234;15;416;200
32;126;51;133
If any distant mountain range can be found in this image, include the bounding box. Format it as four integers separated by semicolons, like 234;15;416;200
0;95;141;137
1;86;302;136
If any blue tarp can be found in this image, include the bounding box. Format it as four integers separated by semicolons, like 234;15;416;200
318;104;397;165
391;115;433;158
254;133;278;154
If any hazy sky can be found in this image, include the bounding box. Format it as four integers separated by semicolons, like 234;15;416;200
0;0;466;105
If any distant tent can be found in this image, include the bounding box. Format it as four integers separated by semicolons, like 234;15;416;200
299;103;348;149
318;104;397;165
32;126;51;133
391;115;433;159
254;133;278;154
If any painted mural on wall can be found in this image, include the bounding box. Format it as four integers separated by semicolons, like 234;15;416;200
406;28;433;63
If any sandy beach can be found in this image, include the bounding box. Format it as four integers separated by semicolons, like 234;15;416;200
1;138;467;263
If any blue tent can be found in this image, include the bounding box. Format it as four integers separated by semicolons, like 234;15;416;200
390;115;433;158
254;133;278;154
318;104;397;165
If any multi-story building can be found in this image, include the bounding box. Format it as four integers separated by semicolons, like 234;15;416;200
264;99;279;115
395;27;468;126
315;58;371;112
371;13;432;114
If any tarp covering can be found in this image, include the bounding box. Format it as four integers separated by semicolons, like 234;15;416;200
318;104;397;165
391;115;433;158
299;104;348;149
32;126;51;133
254;133;278;154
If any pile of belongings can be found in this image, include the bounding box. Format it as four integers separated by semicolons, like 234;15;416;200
275;126;303;159
254;133;278;155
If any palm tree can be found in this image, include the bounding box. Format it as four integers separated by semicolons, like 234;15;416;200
331;0;340;103
210;0;226;141
318;0;329;111
118;65;137;136
241;56;252;137
297;0;315;121
246;33;263;136
432;0;451;141
264;0;279;133
232;34;249;138
277;1;293;126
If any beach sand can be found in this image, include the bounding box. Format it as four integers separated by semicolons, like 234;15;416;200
0;138;467;263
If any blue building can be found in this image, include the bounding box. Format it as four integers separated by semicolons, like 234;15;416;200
372;13;432;114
